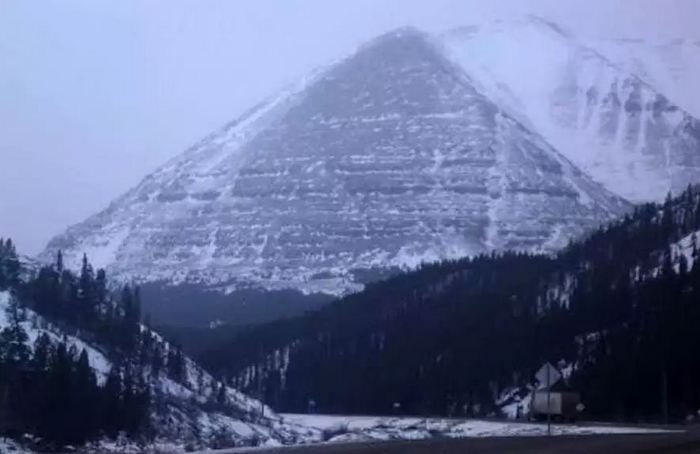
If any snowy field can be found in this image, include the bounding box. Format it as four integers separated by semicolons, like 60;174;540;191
2;415;678;454
198;414;676;453
277;414;672;444
0;437;31;454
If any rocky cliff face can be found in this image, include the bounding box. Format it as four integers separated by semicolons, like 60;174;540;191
442;17;700;203
42;28;628;295
593;36;700;119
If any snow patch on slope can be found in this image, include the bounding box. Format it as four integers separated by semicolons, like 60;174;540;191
0;291;325;450
669;229;699;272
0;291;111;383
0;437;32;454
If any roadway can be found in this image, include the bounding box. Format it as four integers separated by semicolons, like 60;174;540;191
213;428;700;454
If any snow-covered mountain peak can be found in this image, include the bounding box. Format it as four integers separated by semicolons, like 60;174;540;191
448;15;572;40
442;20;700;203
364;25;428;43
592;35;700;119
42;27;628;295
442;17;632;123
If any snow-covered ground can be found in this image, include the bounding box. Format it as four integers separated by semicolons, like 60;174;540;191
0;290;324;451
0;289;678;453
670;229;699;272
0;437;32;454
0;291;113;384
279;414;671;444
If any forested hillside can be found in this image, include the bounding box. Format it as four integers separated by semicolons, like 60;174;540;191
0;245;151;447
201;186;700;423
0;240;319;451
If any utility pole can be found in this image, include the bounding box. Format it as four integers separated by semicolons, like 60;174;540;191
661;365;668;425
547;367;551;436
258;345;265;418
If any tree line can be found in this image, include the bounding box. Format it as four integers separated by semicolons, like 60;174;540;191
0;244;187;448
201;185;700;423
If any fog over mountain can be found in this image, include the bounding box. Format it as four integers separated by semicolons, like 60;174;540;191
2;0;700;255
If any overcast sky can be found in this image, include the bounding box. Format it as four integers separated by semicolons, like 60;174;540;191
1;0;699;255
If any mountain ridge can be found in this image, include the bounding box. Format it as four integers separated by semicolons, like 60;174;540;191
199;185;700;421
441;17;700;203
41;25;629;298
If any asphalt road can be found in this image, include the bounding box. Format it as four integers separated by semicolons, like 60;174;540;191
218;430;700;454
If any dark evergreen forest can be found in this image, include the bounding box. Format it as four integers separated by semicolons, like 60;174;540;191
0;243;186;448
4;184;700;449
200;186;700;423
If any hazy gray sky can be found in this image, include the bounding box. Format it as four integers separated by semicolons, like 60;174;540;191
1;0;699;255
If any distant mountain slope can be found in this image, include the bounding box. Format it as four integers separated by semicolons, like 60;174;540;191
441;17;700;202
200;186;700;422
594;36;700;119
41;28;627;297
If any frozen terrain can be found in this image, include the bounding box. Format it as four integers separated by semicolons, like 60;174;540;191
278;414;670;444
0;437;31;454
0;291;323;451
442;17;700;203
594;36;700;119
42;27;628;296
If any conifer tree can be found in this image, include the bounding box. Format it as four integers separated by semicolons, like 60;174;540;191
56;250;64;273
102;367;123;439
32;333;52;371
0;295;30;366
151;343;164;377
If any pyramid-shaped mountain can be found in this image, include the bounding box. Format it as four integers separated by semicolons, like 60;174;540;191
43;28;628;295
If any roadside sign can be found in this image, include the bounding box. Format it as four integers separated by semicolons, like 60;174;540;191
534;362;561;437
535;362;561;390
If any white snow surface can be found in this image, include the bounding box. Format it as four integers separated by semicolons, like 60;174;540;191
669;229;699;272
279;414;670;443
441;17;700;203
594;37;700;119
0;437;32;454
0;291;111;384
